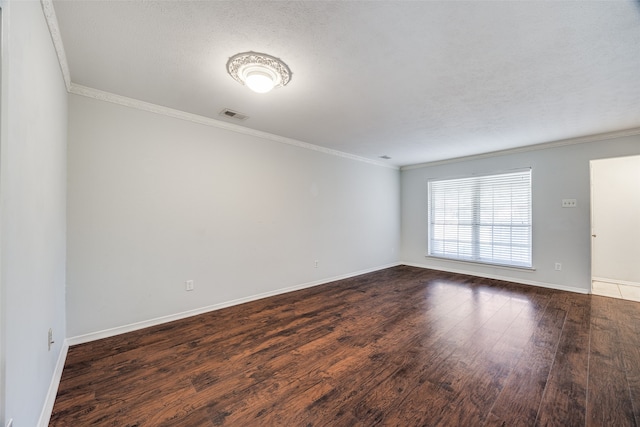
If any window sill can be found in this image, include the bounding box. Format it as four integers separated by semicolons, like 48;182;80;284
424;255;536;272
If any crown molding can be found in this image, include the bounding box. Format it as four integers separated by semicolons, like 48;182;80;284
401;127;640;171
48;0;632;173
40;1;396;170
41;0;71;91
69;84;398;170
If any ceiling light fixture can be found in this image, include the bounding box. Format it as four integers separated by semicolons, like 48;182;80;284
226;51;292;94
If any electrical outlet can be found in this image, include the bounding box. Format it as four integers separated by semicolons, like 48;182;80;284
185;280;194;291
555;263;562;271
314;260;319;268
48;328;54;351
562;199;577;208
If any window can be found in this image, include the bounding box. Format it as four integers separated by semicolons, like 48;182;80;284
428;169;532;268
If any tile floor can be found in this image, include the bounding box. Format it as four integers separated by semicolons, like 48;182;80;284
592;280;640;302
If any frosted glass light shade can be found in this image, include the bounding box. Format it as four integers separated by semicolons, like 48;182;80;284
245;70;276;93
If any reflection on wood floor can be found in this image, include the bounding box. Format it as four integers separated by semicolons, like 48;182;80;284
50;265;640;426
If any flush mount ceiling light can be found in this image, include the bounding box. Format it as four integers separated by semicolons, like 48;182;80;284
226;51;292;94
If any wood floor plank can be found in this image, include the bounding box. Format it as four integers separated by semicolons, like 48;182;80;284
617;299;640;426
479;303;567;426
534;295;591;427
50;266;640;426
391;289;548;426
587;296;637;427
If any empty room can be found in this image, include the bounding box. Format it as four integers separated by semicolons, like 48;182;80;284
2;0;640;426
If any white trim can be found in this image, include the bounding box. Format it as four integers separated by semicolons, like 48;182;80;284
40;0;640;173
40;0;396;170
0;3;9;425
40;0;70;91
67;263;401;346
424;255;536;272
592;277;640;289
39;0;640;174
425;166;532;184
402;262;589;295
401;127;640;171
68;83;397;170
37;340;69;427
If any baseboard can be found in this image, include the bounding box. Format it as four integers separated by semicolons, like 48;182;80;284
67;263;401;346
37;339;69;427
402;262;589;295
592;276;640;288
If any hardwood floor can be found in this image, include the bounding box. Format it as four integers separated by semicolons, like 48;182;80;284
50;266;640;426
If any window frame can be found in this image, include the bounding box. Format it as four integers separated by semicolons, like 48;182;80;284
427;168;533;270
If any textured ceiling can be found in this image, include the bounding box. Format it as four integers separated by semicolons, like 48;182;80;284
52;0;640;167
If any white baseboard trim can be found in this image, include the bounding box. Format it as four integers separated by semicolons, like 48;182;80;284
402;262;589;295
38;339;69;427
592;276;640;288
67;263;401;346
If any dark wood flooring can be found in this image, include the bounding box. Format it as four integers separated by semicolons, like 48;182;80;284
50;266;640;426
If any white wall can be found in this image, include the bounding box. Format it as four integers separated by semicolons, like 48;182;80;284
591;155;640;284
66;94;400;338
0;1;68;426
401;134;640;294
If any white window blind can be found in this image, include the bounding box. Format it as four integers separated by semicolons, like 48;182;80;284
428;169;532;268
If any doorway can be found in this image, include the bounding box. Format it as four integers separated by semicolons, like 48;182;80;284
590;155;640;301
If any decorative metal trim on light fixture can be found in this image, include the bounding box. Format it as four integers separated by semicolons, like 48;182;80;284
227;51;292;93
